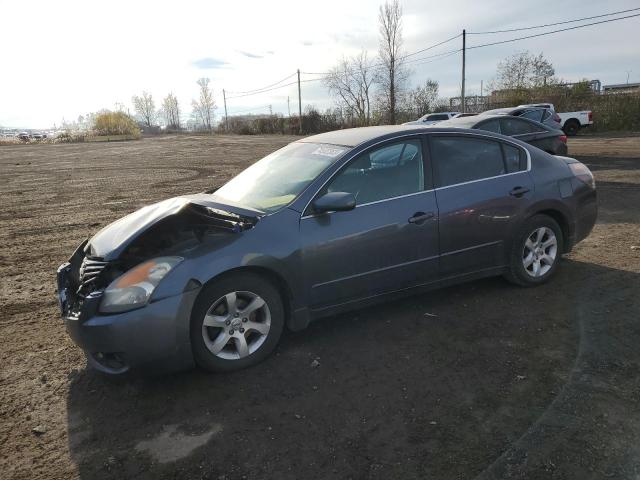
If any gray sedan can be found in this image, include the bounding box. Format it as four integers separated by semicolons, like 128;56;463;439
57;126;597;374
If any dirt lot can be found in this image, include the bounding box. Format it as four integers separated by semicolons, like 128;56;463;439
1;134;639;480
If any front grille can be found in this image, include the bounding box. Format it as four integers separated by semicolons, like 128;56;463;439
77;256;109;294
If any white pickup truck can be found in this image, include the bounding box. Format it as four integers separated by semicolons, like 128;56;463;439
520;103;593;136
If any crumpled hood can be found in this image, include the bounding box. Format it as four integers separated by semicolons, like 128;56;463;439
87;194;261;261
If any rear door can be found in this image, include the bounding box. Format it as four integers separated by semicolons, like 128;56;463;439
428;133;534;278
299;137;439;309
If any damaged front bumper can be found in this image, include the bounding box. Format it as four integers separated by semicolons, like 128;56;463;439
57;262;199;374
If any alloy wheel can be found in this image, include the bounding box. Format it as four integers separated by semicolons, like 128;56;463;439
201;291;271;360
522;227;558;278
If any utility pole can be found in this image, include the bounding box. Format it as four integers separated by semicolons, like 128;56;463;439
297;69;303;134
461;29;466;113
222;89;229;132
287;96;291;118
480;80;483;97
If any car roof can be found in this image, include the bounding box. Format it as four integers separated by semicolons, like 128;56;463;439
482;106;547;115
296;124;533;148
297;125;430;147
425;113;504;129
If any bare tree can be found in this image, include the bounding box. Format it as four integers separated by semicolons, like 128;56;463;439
132;91;156;127
161;93;181;130
493;51;556;91
324;51;376;126
408;79;439;117
192;78;216;131
377;0;408;124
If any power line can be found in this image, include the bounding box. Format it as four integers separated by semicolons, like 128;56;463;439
468;13;640;50
468;7;640;34
302;32;463;76
225;72;297;95
226;78;323;100
225;9;640;104
409;49;460;67
227;81;298;99
403;33;461;58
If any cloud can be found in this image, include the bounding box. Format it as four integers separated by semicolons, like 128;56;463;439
192;57;227;69
238;50;263;59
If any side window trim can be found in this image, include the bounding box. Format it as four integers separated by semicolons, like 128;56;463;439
425;132;531;190
302;135;429;217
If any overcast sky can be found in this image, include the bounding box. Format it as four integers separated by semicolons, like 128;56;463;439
1;0;638;128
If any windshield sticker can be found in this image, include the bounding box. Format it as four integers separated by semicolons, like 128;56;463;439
311;146;347;157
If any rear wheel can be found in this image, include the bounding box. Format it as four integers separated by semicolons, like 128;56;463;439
190;272;284;372
505;215;563;287
563;119;580;136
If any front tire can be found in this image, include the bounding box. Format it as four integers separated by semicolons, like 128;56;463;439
190;272;284;372
505;215;563;287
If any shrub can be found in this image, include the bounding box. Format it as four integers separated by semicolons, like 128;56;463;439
93;111;141;137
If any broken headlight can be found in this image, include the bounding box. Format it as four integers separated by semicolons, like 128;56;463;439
99;257;183;313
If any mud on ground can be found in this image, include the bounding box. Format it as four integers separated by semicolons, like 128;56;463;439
0;134;639;479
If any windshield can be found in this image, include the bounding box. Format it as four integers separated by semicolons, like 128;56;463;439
210;142;349;213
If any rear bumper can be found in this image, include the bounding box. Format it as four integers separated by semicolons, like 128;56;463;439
59;267;199;374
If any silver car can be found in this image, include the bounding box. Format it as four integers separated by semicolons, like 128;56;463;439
403;112;460;126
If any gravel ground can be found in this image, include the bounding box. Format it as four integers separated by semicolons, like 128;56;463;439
0;134;639;480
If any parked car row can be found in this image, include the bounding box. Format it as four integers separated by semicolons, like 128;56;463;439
404;103;593;137
3;131;50;140
431;114;569;156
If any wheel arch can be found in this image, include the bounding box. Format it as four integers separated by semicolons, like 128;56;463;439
193;265;297;331
529;207;572;253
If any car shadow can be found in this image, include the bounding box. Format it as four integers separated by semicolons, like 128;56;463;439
66;258;640;479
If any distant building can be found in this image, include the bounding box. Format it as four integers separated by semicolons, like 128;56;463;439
602;83;640;94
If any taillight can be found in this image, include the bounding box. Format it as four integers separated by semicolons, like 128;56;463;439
588;111;593;122
568;162;595;188
559;135;567;143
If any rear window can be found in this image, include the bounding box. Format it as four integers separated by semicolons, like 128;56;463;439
519;109;544;122
503;144;527;172
475;119;501;133
500;118;543;136
430;135;527;187
427;114;450;121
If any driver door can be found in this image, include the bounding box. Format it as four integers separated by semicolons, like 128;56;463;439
298;137;440;311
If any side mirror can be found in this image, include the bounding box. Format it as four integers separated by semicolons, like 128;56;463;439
312;191;356;213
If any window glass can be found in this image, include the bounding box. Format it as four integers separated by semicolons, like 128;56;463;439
519;109;543;122
503;144;526;173
500;118;541;136
475;119;501;133
427;114;449;121
212;142;347;213
542;110;551;121
326;140;424;205
431;136;505;187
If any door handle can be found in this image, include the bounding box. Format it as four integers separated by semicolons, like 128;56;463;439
509;186;530;197
408;211;435;224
